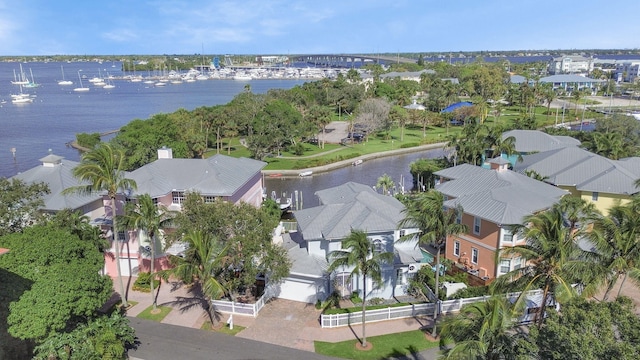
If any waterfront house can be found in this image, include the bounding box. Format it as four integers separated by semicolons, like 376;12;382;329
10;153;105;219
513;146;640;214
278;182;422;304
435;159;568;280
13;148;266;278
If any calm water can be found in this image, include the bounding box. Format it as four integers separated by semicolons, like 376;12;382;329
0;61;306;177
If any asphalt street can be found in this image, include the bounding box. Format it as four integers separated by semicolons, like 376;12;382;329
128;317;338;360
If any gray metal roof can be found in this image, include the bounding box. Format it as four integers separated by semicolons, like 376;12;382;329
510;75;528;84
11;156;100;212
128;154;266;198
296;183;405;241
436;165;567;225
502;129;581;153
514;147;640;195
315;181;375;205
282;232;327;277
539;74;606;83
435;164;487;181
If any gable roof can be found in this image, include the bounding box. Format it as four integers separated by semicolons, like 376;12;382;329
514;147;640;195
435;165;567;225
502;129;581;153
11;155;100;211
295;183;405;241
128;154;266;198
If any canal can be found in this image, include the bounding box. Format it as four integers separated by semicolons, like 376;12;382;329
264;147;446;210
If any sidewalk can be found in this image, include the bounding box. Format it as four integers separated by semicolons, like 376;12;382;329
122;276;440;359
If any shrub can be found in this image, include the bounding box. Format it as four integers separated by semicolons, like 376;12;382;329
76;132;101;149
289;143;306;156
132;272;160;293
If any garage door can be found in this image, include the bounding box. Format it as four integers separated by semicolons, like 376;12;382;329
277;277;326;304
118;258;139;277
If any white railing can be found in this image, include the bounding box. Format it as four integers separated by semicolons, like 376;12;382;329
212;284;277;318
320;289;545;328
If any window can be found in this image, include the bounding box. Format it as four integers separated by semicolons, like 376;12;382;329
502;227;513;243
514;257;522;270
399;230;406;238
396;269;404;284
473;217;481;235
592;192;599;201
204;196;216;203
471;248;479;264
172;191;185;204
152;197;158;206
117;230;126;242
456;211;462;225
453;241;460;257
500;259;511;273
373;239;383;253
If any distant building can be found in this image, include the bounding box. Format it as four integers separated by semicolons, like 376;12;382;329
538;74;606;93
614;61;640;83
548;55;593;75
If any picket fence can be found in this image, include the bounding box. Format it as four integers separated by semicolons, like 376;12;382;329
212;284;277;318
320;289;544;328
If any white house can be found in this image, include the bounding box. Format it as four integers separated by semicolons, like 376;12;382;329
548;55;593;75
276;182;422;304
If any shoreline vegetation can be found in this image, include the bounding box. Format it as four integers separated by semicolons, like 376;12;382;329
66;54;640;175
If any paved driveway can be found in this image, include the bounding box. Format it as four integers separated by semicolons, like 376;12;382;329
236;299;323;352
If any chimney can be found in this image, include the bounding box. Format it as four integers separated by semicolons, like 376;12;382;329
488;157;509;172
158;146;173;159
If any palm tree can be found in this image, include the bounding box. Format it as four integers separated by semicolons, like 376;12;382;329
376;174;395;195
327;230;394;348
121;194;175;310
166;230;228;325
63;143;137;307
439;296;527;360
492;204;589;328
398;190;468;337
587;203;640;300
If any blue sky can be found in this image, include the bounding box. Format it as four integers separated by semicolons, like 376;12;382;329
1;0;638;56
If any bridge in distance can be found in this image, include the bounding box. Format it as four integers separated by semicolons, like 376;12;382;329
295;54;417;67
222;54;416;69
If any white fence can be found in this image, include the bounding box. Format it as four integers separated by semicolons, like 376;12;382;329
212;284;277;318
320;290;544;328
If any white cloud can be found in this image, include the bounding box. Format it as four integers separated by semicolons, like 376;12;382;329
101;28;140;43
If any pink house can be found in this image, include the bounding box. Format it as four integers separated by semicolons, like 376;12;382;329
101;148;267;277
13;149;266;278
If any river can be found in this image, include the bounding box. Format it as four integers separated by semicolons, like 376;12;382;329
0;61;306;177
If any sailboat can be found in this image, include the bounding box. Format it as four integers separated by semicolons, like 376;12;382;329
23;68;40;88
73;71;89;92
58;65;73;85
11;64;29;85
11;84;33;103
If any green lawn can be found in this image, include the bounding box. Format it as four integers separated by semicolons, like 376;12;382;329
314;330;439;360
200;103;604;171
136;305;172;322
201;321;245;336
